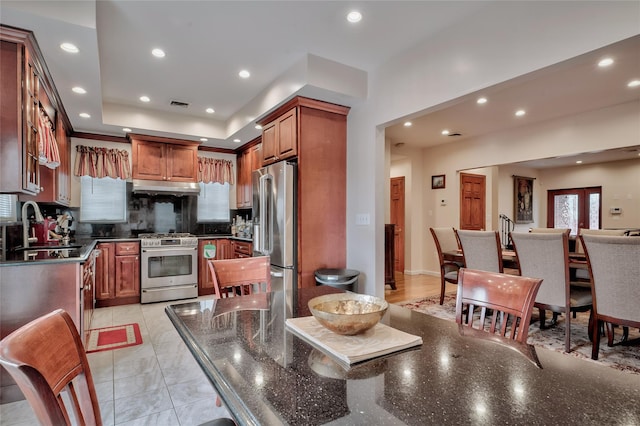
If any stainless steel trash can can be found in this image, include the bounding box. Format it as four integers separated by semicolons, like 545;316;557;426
314;268;360;292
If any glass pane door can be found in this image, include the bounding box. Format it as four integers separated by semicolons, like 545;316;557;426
547;187;601;235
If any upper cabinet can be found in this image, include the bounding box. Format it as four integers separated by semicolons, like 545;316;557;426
1;26;73;202
261;107;297;166
130;135;199;182
236;138;261;208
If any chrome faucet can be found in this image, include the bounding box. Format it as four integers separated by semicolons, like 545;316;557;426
22;201;44;249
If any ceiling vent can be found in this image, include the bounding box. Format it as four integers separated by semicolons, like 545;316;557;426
170;100;189;108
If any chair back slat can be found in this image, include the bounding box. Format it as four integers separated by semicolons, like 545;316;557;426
0;309;102;426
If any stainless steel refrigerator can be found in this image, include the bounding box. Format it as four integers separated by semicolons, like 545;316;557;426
253;161;296;318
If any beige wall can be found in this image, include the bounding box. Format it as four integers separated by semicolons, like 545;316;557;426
391;100;640;278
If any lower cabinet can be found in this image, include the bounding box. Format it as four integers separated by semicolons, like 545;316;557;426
95;241;140;307
198;239;233;295
232;240;253;258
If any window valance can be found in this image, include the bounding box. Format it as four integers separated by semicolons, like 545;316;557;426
198;157;235;185
74;145;131;179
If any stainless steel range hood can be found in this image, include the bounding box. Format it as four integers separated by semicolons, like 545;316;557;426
132;179;200;196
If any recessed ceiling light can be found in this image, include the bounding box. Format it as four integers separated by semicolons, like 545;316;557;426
477;97;487;104
515;109;526;117
79;112;90;118
576;160;583;164
60;43;78;53
200;138;208;142
233;139;241;143
206;107;215;114
151;48;165;58
404;121;412;127
628;79;640;88
122;128;132;132
441;130;450;135
72;87;86;94
239;70;250;79
598;57;614;67
139;96;150;102
347;11;362;23
255;124;262;130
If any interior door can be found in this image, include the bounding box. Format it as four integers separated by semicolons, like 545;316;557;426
460;173;486;230
390;177;405;273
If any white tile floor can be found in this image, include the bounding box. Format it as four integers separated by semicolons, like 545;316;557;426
0;298;232;425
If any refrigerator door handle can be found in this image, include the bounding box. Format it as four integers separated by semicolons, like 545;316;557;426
270;270;284;278
259;173;272;255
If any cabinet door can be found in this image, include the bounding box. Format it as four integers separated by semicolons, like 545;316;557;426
167;144;198;181
115;254;140;298
236;150;246;208
132;140;165;180
23;51;40;194
276;108;297;160
198;240;217;295
55;116;71;205
218;239;233;259
261;121;278;165
95;243;115;300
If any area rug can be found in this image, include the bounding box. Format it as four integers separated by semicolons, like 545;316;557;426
86;323;142;353
398;294;640;375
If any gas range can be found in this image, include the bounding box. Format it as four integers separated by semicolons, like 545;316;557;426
139;233;199;248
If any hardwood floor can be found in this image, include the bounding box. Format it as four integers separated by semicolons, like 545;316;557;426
385;272;456;304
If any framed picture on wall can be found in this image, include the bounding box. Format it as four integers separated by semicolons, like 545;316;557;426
431;175;445;189
514;176;534;223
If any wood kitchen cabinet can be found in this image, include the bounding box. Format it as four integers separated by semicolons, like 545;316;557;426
257;97;350;289
236;138;261;208
198;239;233;295
95;241;140;307
130;135;199;182
261;107;297;166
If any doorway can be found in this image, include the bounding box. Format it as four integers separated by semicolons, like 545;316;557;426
390;177;405;273
547;187;602;235
460;173;486;230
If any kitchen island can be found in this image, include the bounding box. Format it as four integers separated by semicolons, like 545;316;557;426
166;287;640;425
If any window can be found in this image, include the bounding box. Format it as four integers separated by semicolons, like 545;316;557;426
547;187;601;235
0;194;18;222
80;176;127;222
197;182;230;222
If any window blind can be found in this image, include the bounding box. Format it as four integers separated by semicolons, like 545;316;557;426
80;176;127;222
197;182;230;222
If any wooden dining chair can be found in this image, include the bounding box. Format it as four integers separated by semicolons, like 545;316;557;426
455;268;543;366
430;227;462;305
510;231;593;352
581;234;640;360
0;309;102;425
455;230;504;273
207;256;271;299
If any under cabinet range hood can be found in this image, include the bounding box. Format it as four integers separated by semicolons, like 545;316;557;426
132;179;200;196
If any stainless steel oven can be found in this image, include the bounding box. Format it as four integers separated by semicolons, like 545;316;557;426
140;233;198;303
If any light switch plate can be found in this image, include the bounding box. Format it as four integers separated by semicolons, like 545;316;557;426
355;213;370;226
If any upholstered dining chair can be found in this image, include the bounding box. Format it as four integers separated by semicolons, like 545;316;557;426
455;230;504;273
430;227;462;305
455;268;543;367
574;228;627;254
510;232;593;352
207;256;271;299
581;234;640;360
0;309;103;425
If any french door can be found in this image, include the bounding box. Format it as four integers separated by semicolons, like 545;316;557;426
547;187;601;235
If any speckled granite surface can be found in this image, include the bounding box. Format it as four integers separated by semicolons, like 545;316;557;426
167;288;640;425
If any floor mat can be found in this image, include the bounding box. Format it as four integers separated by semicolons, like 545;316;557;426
86;323;142;353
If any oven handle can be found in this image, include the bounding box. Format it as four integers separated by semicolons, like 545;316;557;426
142;247;197;254
142;284;197;293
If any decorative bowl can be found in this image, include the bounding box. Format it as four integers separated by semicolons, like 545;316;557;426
308;293;389;335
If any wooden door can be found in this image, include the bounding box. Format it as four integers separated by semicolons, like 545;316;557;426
198;240;216;295
390;177;405;273
132;140;164;180
261;121;277;165
460;173;486;230
277;107;297;159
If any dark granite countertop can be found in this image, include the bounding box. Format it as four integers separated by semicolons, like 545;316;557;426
166;288;639;425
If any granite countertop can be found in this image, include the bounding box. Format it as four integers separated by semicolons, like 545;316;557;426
166;287;640;425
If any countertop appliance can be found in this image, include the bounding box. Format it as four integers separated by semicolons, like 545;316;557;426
252;161;296;317
139;232;198;303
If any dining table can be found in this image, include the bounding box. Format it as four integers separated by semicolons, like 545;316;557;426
165;286;639;425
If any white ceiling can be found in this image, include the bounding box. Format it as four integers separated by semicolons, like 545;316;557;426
1;1;638;164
